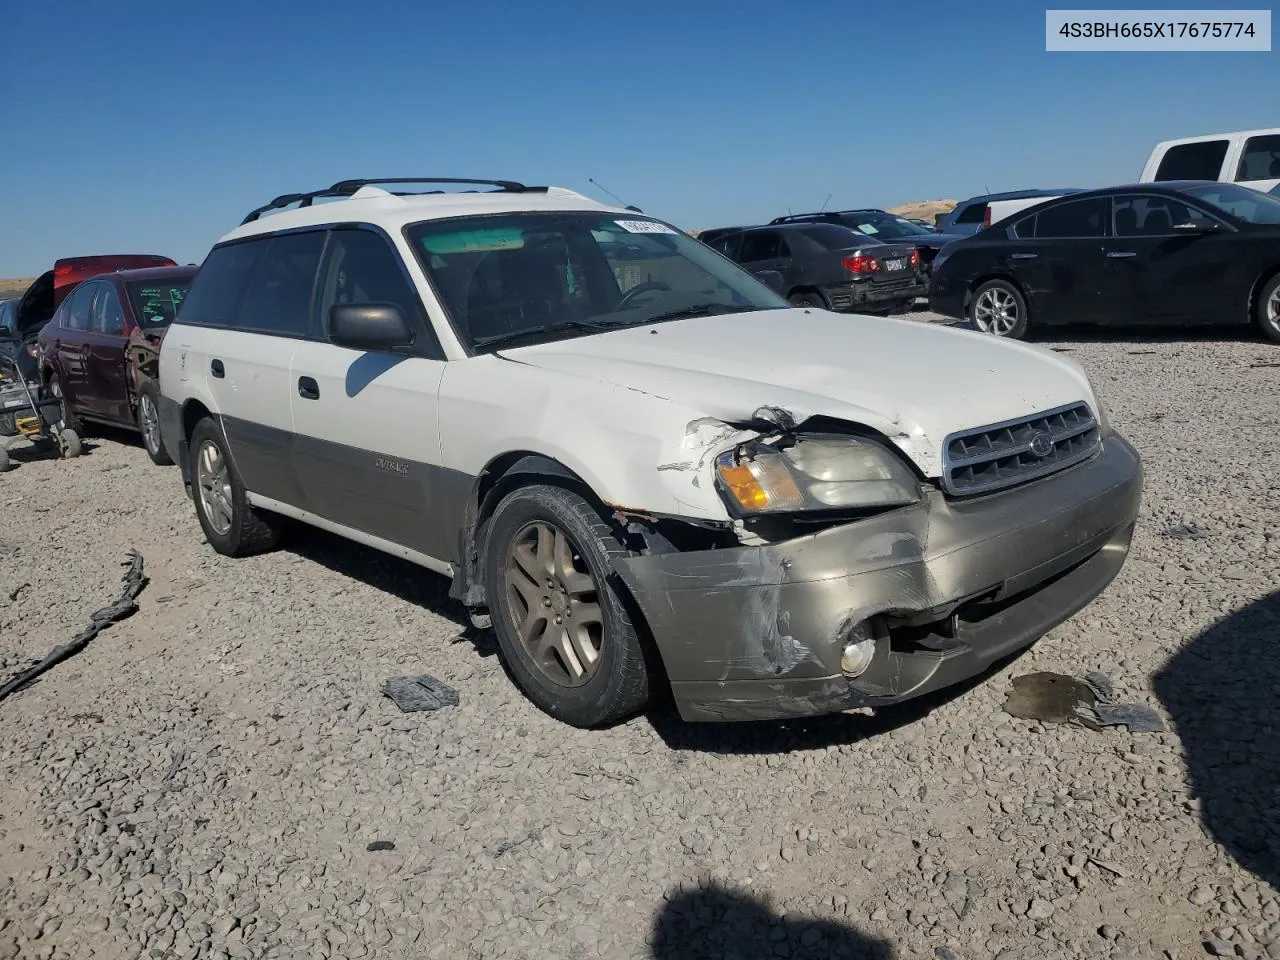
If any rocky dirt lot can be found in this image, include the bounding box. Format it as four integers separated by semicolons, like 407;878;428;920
1;316;1278;960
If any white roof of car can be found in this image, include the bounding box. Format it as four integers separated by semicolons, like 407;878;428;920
218;185;625;244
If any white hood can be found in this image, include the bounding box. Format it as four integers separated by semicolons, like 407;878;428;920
499;309;1097;478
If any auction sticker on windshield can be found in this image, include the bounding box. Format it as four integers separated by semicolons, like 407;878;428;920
615;220;676;234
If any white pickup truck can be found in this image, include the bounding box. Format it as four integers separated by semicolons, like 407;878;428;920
1140;128;1280;193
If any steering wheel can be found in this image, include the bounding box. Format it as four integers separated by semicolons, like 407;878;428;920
617;280;671;310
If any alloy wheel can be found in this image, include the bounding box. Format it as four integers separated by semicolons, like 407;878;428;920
140;394;162;455
502;520;604;687
195;440;234;536
973;287;1019;336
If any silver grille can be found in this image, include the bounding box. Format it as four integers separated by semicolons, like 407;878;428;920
941;402;1101;497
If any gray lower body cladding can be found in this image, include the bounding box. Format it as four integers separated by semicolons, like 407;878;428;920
613;432;1143;722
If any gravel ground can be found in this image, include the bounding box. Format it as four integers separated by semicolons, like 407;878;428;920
1;313;1278;960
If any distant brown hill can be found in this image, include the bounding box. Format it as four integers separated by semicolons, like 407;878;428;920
0;277;33;301
887;199;957;225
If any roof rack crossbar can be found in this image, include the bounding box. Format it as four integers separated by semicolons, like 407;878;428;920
240;177;547;225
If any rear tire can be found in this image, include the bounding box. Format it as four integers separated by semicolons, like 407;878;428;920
482;483;651;728
1256;273;1280;344
788;290;826;309
137;382;173;466
968;279;1029;339
58;428;82;459
188;417;283;557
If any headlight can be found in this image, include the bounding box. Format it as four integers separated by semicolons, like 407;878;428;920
715;435;922;515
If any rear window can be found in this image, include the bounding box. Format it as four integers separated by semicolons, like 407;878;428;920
797;224;867;250
1236;134;1280;181
1154;140;1229;181
127;278;194;329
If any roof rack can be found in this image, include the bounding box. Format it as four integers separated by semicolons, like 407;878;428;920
240;178;547;225
768;209;888;225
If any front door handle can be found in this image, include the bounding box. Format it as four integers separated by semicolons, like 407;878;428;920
298;376;319;400
1010;252;1038;260
1105;251;1137;259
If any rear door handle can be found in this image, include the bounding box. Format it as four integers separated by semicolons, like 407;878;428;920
210;359;224;378
1106;251;1137;259
298;376;319;400
1010;253;1038;260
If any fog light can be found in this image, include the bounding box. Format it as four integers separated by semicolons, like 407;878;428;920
840;621;877;678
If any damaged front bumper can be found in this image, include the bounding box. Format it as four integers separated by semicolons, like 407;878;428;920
614;431;1143;722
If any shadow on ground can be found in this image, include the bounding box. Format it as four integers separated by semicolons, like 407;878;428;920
650;882;895;960
1028;322;1269;347
646;646;1029;754
1153;589;1280;890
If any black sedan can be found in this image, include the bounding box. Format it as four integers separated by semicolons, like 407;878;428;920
927;181;1280;343
770;210;968;269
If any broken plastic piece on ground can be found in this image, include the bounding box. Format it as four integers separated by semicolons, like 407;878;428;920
1002;670;1166;734
0;550;146;704
1162;522;1207;540
366;840;395;852
381;674;460;713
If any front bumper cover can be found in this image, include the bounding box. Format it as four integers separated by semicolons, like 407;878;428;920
614;431;1143;722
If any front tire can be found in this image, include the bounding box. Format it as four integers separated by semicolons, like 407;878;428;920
1256;273;1280;344
788;290;826;309
188;417;282;557
969;279;1029;339
482;484;651;728
137;382;173;466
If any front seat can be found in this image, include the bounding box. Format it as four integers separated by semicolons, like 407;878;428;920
464;249;568;343
1144;207;1172;234
1115;206;1139;236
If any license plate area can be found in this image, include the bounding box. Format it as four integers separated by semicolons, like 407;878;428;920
883;258;905;272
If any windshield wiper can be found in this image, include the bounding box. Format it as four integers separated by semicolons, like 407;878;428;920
472;320;613;351
634;303;761;326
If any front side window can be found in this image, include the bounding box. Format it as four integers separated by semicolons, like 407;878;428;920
1112;196;1198;236
1154;140;1229;181
91;284;126;335
127;278;194;329
1235;134;1280;181
1184;182;1280;224
1033;197;1107;238
317;228;442;357
404;212;787;351
62;283;96;331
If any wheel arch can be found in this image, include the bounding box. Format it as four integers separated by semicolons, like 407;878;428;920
1247;263;1280;325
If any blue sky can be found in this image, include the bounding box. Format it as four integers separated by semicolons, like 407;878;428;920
3;0;1276;275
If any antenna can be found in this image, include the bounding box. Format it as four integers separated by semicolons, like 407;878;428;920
588;178;629;206
818;193;832;212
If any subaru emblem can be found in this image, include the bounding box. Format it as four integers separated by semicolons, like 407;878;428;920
1028;431;1054;458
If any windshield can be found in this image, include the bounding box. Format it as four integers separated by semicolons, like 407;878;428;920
405;212;789;351
1183;183;1280;225
126;278;193;328
842;213;933;239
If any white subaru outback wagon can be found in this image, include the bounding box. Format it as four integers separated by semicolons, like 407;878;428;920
158;177;1143;728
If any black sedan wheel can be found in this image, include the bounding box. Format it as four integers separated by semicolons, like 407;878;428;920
969;279;1029;339
1257;274;1280;344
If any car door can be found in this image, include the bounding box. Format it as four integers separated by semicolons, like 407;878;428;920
736;230;789;282
288;226;451;560
1105;194;1241;325
82;281;132;423
1000;196;1111;326
50;282;97;409
185;231;326;508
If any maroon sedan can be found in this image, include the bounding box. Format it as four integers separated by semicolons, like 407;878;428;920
37;266;197;464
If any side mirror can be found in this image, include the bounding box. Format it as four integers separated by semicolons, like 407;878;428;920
752;269;786;294
1172;217;1220;233
328;303;415;352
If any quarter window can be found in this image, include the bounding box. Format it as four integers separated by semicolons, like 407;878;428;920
1236;134;1280;182
1154;140;1229;181
1032;198;1106;238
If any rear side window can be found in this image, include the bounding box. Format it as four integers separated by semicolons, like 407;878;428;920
1154;140;1229;181
738;232;780;261
954;203;987;224
178;241;263;328
236;231;327;337
1236;134;1280;181
1032;197;1106;238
